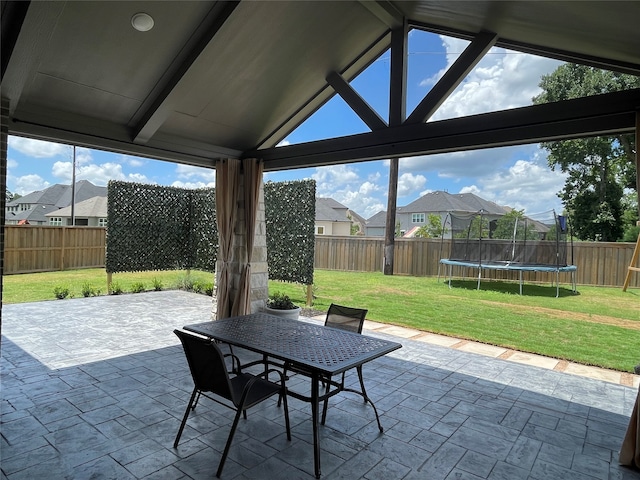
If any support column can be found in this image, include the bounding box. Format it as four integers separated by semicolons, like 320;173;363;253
1;97;9;314
383;20;408;275
228;170;268;314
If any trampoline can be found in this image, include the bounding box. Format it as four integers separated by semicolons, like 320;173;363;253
438;210;577;297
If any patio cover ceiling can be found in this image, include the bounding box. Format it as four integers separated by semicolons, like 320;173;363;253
2;1;640;172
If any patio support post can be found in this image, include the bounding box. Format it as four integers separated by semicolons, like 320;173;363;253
383;20;408;275
0;97;8;311
231;158;264;316
215;158;268;318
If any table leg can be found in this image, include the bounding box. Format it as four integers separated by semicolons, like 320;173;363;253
311;371;321;479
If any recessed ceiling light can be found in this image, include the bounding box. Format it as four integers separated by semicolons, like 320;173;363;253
131;13;154;32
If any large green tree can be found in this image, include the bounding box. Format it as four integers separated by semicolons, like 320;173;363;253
533;64;639;241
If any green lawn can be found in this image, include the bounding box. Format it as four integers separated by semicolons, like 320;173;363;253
3;268;639;372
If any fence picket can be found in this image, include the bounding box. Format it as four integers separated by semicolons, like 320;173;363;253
3;227;639;287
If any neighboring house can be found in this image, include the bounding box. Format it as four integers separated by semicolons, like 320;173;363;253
364;210;387;237
315;197;366;236
45;196;108;227
365;191;509;238
5;180;107;225
399;191;507;238
315;197;351;235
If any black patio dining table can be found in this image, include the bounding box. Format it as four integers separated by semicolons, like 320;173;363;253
184;312;402;478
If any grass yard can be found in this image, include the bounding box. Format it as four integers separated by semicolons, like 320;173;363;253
2;268;639;372
2;269;214;304
269;270;640;373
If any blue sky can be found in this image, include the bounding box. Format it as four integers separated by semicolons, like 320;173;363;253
7;30;567;219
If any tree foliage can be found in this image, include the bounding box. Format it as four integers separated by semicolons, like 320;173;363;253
454;215;490;239
533;64;639;241
414;214;446;238
492;210;538;240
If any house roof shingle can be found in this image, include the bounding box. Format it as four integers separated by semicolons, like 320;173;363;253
315;198;350;222
46;196;108;218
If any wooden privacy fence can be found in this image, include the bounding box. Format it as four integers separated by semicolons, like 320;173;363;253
4;226;106;274
3;226;639;288
314;236;640;288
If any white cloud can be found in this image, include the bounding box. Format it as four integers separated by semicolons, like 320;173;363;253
175;164;216;183
14;174;50;194
458;155;567;214
336;184;386;219
402;146;523;180
127;173;154;184
312;165;359;194
74;147;93;166
424;40;562;121
51;161;154;186
397;172;427;197
8;137;69;158
117;154;146;168
308;165;385;218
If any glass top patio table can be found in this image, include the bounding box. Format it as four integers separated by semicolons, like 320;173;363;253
184;312;402;478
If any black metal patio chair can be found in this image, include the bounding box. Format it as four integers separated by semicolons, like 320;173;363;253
173;329;291;478
280;303;371;425
320;303;369;423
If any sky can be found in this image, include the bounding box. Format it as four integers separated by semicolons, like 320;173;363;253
6;29;568;220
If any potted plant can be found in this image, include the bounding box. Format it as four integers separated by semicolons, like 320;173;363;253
264;292;301;320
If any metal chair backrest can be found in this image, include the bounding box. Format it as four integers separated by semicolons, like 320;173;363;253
325;303;367;334
174;329;234;402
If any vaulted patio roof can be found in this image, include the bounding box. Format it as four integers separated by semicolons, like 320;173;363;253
2;1;639;171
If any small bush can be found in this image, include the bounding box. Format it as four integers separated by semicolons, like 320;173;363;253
53;286;71;300
192;280;204;294
267;291;298;310
81;282;100;297
110;281;123;295
175;275;194;291
152;277;163;291
192;280;214;296
130;282;146;294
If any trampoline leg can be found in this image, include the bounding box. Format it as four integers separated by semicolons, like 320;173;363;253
556;271;559;298
476;268;481;290
448;264;452;289
519;271;523;295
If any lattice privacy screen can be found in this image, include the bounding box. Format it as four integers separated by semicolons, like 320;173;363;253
264;180;315;285
106;181;217;273
107;179;315;285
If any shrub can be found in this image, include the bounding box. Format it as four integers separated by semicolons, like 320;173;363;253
110;281;123;295
203;282;214;296
53;286;71;300
175;275;194;291
152;277;163;291
267;292;298;310
130;282;146;294
192;280;204;294
81;282;100;297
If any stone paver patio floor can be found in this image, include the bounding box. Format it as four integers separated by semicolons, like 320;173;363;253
2;291;639;479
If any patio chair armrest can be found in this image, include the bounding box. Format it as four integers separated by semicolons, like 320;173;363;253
256;368;287;386
223;353;242;374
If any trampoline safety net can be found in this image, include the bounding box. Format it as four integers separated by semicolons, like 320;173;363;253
444;210;571;267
